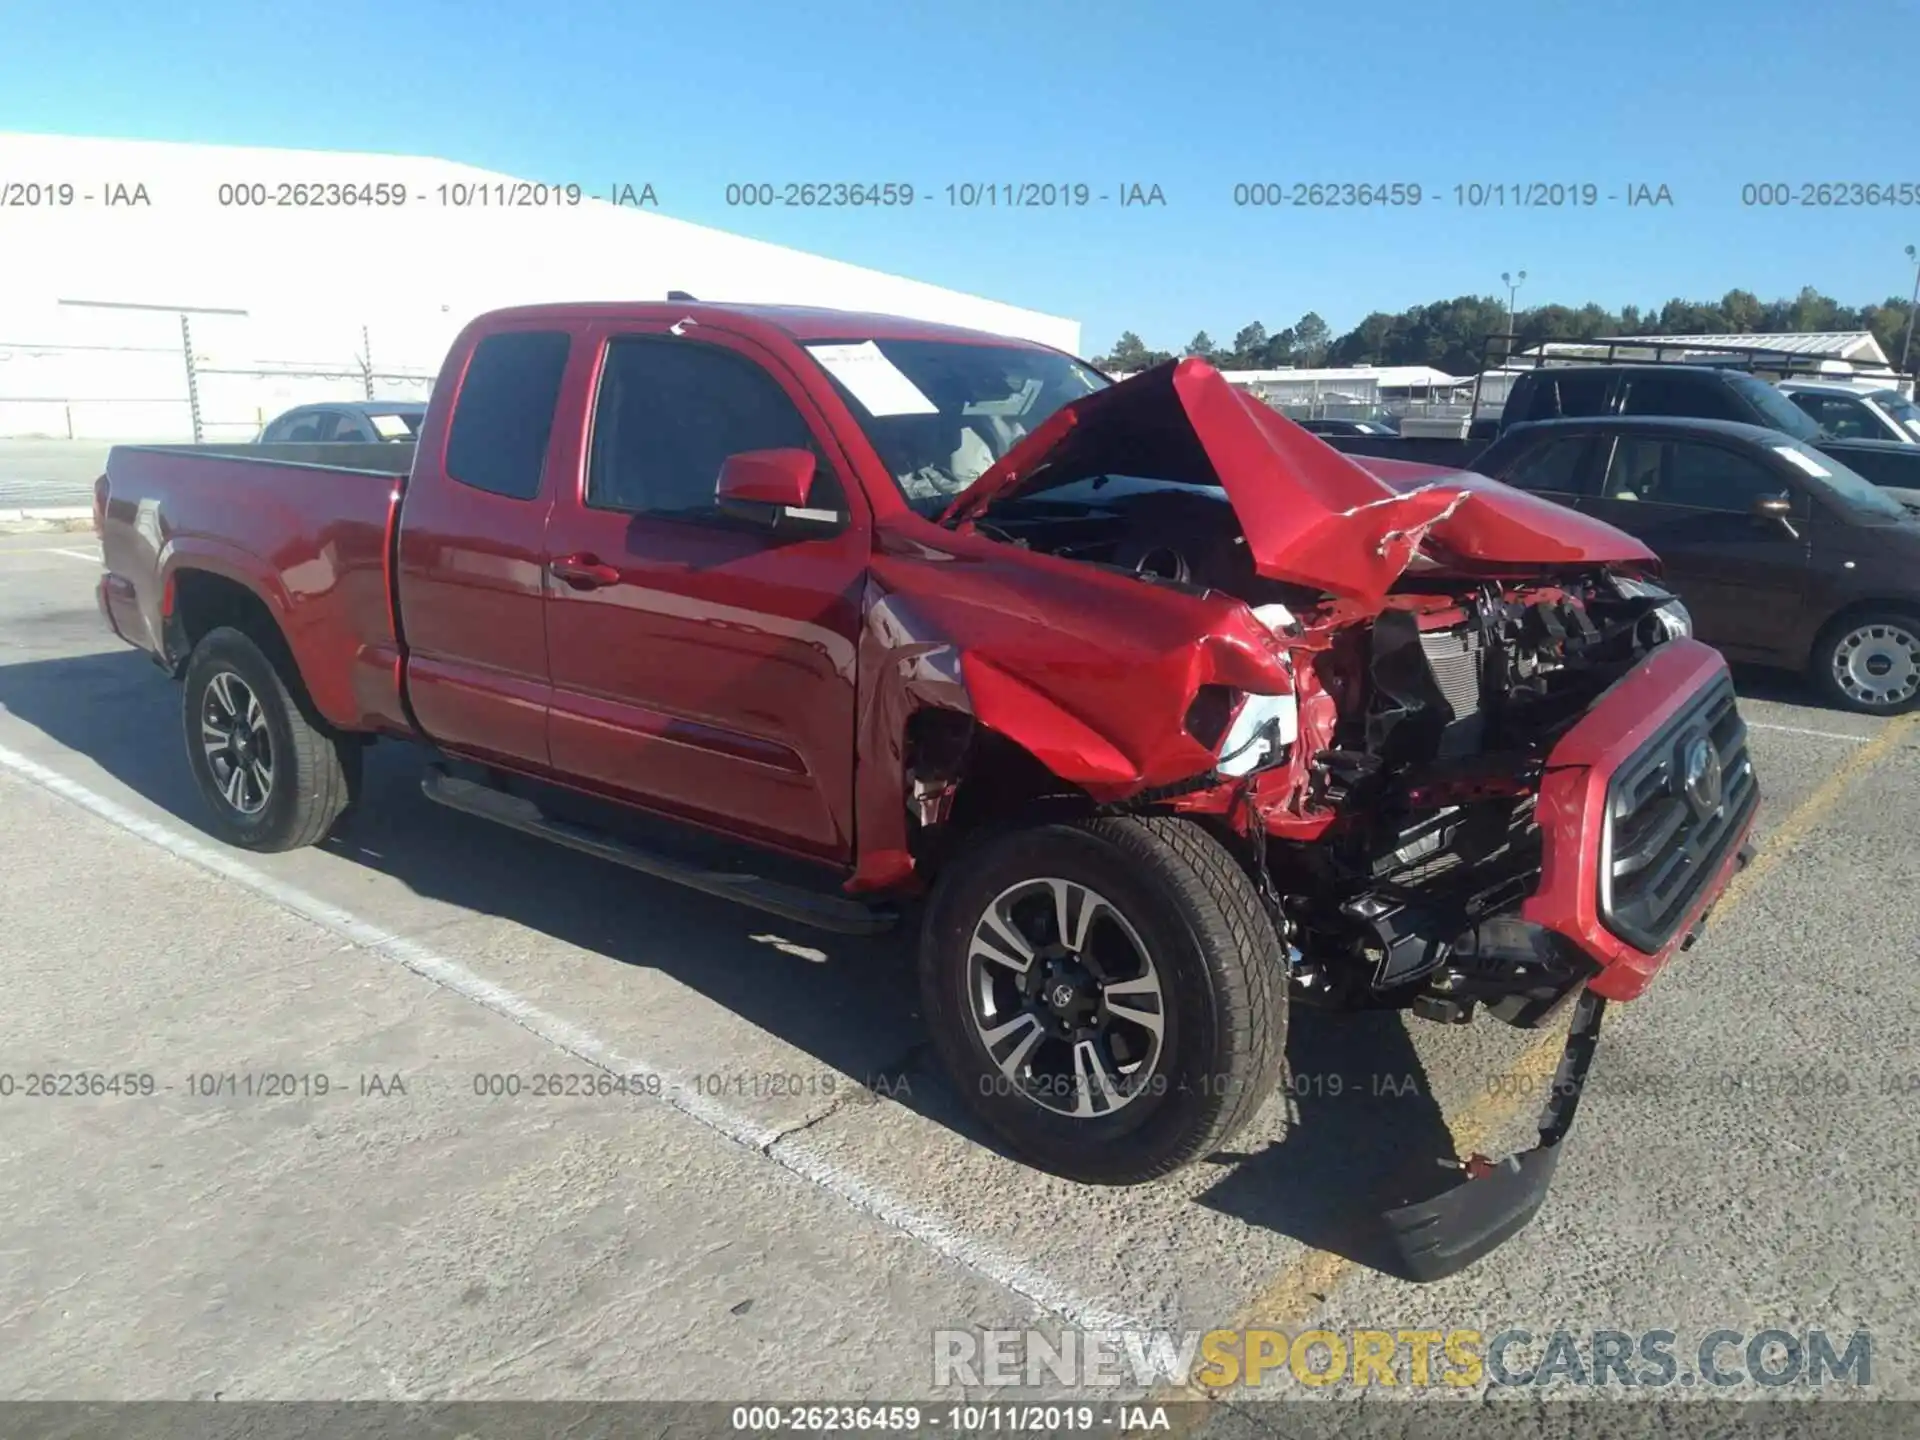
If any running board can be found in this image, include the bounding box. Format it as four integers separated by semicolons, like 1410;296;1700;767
420;767;899;937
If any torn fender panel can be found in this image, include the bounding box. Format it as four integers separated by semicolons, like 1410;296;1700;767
1346;455;1659;575
942;358;1652;608
848;552;1299;891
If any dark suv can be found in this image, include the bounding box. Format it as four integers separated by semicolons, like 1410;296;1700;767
1474;416;1920;714
1499;365;1831;441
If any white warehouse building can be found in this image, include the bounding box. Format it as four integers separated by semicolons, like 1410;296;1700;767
0;132;1081;441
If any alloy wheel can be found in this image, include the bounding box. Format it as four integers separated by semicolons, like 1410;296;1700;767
199;671;274;815
966;877;1167;1119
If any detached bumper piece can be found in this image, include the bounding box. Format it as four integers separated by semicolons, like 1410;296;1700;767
1383;986;1606;1282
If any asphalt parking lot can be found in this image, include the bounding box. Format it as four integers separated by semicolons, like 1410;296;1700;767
1;528;1915;1421
0;441;119;513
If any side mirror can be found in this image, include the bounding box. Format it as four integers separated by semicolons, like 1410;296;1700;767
714;448;843;532
1751;493;1798;536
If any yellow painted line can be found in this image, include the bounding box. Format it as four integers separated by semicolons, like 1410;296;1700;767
1152;709;1919;1421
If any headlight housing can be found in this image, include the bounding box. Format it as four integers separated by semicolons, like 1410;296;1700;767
1215;691;1299;777
1610;574;1692;641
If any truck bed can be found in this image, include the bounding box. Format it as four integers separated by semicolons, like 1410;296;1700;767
97;443;413;734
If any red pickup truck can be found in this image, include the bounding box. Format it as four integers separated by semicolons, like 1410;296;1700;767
96;302;1758;1277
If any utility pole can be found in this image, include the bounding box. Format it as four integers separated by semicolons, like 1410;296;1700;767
1900;245;1920;384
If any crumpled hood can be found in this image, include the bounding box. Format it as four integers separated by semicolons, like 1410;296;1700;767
941;358;1653;609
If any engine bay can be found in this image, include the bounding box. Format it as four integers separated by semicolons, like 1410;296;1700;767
976;471;1694;1026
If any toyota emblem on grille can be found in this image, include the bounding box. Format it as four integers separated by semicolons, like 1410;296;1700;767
1680;733;1723;818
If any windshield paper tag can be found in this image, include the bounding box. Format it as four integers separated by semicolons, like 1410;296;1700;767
805;341;939;417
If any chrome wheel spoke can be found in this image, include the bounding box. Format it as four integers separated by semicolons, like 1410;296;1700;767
980;1011;1045;1079
221;763;248;809
1050;878;1113;960
1103;973;1165;1038
1071;1037;1124;1117
972;901;1035;975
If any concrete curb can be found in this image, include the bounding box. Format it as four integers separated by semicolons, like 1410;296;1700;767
0;507;95;533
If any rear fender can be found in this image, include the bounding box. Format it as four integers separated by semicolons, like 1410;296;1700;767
155;540;355;722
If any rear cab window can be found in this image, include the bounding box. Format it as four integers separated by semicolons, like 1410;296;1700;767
445;330;572;500
1514;371;1613;424
1618;372;1742;422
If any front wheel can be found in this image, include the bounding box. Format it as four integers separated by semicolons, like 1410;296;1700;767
1812;611;1920;715
182;626;360;851
918;816;1288;1185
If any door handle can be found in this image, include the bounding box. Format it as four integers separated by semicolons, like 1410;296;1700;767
549;553;621;589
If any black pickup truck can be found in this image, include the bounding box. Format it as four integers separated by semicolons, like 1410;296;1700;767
1325;363;1835;470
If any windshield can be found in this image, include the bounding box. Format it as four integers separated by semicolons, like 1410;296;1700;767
1773;439;1910;522
1726;373;1826;441
802;339;1108;514
1869;389;1920;440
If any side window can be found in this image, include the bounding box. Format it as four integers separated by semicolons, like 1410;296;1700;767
1518;372;1610;422
1514;376;1554;424
1500;437;1590;495
445;330;571;500
1621;374;1739;421
586;338;844;518
1803;394;1876;440
282;412;326;442
1601;437;1665;501
1661;443;1792;511
330;416;373;443
1552;372;1612;418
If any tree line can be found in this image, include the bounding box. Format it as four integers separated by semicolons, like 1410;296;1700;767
1093;287;1920;378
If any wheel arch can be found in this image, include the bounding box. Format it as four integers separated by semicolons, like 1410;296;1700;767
166;570;338;737
1808;596;1920;666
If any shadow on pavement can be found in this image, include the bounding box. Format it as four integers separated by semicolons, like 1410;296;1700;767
0;638;1529;1276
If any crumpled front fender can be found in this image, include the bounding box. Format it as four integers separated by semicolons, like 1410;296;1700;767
847;555;1295;892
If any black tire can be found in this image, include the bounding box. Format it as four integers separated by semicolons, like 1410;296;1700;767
1810;609;1920;716
182;626;360;851
919;815;1287;1185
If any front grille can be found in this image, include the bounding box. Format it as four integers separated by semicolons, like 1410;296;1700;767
1599;671;1757;952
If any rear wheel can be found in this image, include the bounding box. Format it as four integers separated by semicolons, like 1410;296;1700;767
1812;611;1920;715
182;626;359;851
919;816;1287;1185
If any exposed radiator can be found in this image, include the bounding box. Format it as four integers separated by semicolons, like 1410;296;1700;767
1419;626;1485;721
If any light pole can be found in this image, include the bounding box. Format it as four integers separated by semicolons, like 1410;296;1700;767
1499;269;1527;367
1900;245;1920;382
1501;269;1527;338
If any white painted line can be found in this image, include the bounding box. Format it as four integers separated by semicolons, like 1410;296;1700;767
48;548;101;565
1749;722;1872;744
0;738;1154;1335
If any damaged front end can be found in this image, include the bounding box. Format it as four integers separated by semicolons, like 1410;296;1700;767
851;356;1758;1276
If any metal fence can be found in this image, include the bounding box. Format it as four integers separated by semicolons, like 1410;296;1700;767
0;310;443;441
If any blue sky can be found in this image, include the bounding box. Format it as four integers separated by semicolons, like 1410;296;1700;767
4;0;1917;354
